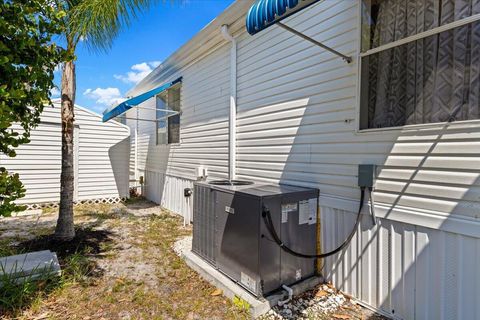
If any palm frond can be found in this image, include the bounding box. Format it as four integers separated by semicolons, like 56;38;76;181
68;0;158;52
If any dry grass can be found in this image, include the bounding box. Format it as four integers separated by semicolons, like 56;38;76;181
0;199;249;320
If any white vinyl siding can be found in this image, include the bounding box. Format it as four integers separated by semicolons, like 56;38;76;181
126;0;480;317
0;102;130;205
231;0;480;224
128;0;480;229
236;1;359;197
126;43;231;180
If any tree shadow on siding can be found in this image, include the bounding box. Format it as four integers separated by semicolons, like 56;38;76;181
242;90;480;318
316;121;480;318
108;137;131;198
142;97;170;205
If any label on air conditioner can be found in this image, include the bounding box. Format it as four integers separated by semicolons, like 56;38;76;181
298;200;309;224
281;203;297;223
299;198;318;225
240;272;256;292
295;269;302;281
308;198;318;225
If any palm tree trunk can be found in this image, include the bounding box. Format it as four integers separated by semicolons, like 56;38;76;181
55;60;76;240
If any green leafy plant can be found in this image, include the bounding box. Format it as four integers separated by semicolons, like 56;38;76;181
0;0;66;216
0;168;26;217
61;249;95;285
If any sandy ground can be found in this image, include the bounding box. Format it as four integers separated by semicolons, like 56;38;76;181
0;200;387;320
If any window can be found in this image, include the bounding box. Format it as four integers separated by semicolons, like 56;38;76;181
117;114;127;125
360;0;480;130
156;85;181;145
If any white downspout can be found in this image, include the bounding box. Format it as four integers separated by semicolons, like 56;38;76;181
134;108;139;189
221;24;237;181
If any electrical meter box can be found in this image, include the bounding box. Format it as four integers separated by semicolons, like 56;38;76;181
192;180;319;297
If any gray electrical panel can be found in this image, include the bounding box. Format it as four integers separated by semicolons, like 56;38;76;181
192;180;319;297
358;164;376;188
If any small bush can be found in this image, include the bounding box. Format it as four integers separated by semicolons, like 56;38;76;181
61;249;96;285
129;187;140;198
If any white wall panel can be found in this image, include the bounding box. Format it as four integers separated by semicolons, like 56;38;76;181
0;102;130;205
126;0;480;318
234;0;480;223
321;203;480;320
125;43;231;181
144;171;193;223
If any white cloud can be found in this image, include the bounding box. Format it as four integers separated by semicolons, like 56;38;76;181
83;87;125;107
54;64;62;73
114;61;161;84
50;87;60;98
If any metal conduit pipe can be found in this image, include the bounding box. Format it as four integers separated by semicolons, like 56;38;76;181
220;24;237;181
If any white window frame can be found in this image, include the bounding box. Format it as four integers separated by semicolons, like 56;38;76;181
355;3;480;134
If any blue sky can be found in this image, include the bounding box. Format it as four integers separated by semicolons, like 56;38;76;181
53;0;234;114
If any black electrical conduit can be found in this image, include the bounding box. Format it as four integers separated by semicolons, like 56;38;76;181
261;187;366;259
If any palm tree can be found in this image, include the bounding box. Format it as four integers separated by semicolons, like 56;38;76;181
55;0;154;240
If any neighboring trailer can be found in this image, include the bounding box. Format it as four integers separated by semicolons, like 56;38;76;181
0;101;130;208
119;1;480;318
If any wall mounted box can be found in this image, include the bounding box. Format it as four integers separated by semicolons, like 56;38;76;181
192;180;319;297
358;164;376;188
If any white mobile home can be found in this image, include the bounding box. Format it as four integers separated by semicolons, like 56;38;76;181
1;101;130;208
105;0;480;318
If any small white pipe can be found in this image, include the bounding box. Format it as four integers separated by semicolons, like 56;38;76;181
220;24;237;181
278;284;293;306
134;108;139;187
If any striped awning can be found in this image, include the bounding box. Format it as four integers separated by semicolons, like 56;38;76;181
246;0;320;35
102;77;182;122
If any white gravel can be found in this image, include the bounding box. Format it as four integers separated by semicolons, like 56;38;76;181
259;283;347;320
173;235;192;256
173;236;350;319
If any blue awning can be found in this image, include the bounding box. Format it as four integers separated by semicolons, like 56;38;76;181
246;0;320;35
102;77;182;122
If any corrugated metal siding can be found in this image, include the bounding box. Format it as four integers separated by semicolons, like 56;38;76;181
144;171;193;222
0;103;130;204
321;205;480;320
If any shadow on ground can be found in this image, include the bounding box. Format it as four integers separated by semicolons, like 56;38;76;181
0;225;115;317
16;226;114;263
15;225;115;284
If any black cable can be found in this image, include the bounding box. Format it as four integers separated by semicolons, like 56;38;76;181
261;187;366;259
368;187;377;225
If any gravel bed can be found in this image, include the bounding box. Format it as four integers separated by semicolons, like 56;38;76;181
173;236;387;320
259;283;348;319
173;235;192;256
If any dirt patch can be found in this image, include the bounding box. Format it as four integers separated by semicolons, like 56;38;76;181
0;199;386;320
0;199;248;319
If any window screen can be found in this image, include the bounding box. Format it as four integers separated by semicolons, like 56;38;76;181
156;85;181;145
